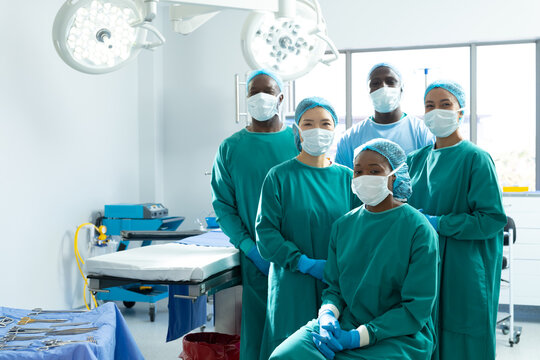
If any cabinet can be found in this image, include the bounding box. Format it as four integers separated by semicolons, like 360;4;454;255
500;195;540;306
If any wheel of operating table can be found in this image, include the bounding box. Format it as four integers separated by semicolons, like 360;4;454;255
123;301;136;308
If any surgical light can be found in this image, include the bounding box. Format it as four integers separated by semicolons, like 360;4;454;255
52;0;338;80
53;0;163;74
241;0;338;81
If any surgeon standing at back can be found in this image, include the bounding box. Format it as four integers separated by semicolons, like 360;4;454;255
335;63;434;169
211;69;299;360
407;80;506;360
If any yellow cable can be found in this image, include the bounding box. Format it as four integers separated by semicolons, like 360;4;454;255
75;223;103;309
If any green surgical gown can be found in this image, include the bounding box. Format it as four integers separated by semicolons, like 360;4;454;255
211;127;298;360
406;141;506;360
270;204;439;360
256;159;360;359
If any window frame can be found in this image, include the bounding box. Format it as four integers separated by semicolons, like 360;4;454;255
293;39;540;190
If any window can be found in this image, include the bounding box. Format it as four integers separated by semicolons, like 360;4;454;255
476;43;536;191
293;42;538;190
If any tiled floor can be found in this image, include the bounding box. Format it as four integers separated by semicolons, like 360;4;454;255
122;300;540;359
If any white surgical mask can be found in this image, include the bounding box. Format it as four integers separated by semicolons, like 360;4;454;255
369;87;401;113
297;127;335;156
351;163;404;206
247;92;281;121
423;108;464;138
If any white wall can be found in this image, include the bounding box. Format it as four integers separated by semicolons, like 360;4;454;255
320;0;540;49
0;2;143;308
161;10;249;229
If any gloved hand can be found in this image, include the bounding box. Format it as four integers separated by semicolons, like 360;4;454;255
247;246;270;276
418;209;439;232
311;310;342;359
333;328;360;350
297;255;326;281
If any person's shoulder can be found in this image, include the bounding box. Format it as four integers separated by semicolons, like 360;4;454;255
340;120;368;139
460;141;496;165
334;206;363;227
403;113;423;123
220;128;248;146
400;204;438;236
267;158;297;176
407;144;432;161
332;162;353;176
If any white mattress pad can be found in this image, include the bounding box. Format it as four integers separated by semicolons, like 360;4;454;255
85;243;239;282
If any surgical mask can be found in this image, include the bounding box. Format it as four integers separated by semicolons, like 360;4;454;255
351;163;404;206
423;108;464;138
246;92;281;121
369;87;401;113
297;126;335;156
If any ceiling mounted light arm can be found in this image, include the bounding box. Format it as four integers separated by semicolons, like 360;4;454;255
143;0;158;21
299;0;338;66
134;21;166;49
316;32;339;65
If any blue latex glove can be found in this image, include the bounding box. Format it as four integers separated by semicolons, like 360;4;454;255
312;333;336;359
418;209;439;232
311;310;342;359
247;246;270;276
334;328;360;350
297;255;326;281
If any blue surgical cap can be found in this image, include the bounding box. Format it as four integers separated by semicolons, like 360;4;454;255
425;80;466;108
294;97;338;125
367;62;402;83
353;138;412;200
246;69;284;93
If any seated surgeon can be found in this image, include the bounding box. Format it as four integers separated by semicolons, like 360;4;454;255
407;80;506;360
335;63;434;168
256;97;360;359
211;69;299;360
270;138;439;360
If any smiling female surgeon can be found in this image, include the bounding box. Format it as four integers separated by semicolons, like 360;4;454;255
268;138;439;360
407;80;507;360
256;97;360;359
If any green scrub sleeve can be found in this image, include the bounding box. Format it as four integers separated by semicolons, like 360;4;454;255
211;146;256;255
365;224;438;345
321;223;347;315
438;151;507;241
255;172;303;271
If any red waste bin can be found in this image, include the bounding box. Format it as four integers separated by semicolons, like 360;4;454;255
180;332;240;360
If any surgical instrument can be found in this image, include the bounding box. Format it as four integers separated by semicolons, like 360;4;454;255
50;322;91;327
8;326;51;334
17;317;68;325
46;327;99;336
37;336;97;351
1;333;46;342
0;316;14;327
28;308;88;316
0;344;31;351
8;325;99;335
